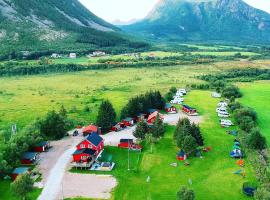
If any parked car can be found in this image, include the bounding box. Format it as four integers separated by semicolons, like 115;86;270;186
218;101;228;107
216;107;227;113
178;89;187;95
170;98;184;104
73;130;79;136
220;119;234;127
218;112;230;118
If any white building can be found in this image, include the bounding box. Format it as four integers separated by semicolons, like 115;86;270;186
51;53;61;58
92;51;106;57
69;53;77;59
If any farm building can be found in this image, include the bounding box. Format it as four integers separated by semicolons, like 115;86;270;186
72;148;97;163
122;118;134;127
147;111;164;124
11;167;30;181
34;141;50;152
21;152;39;165
182;105;198;116
165;103;177;113
82;125;101;136
76;133;104;155
92;51;106;57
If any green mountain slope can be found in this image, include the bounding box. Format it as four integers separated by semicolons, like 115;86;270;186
123;0;270;44
0;0;148;59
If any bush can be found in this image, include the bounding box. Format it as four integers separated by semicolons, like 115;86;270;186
11;174;33;200
133;120;148;139
177;186;195;200
222;85;242;99
248;128;267;150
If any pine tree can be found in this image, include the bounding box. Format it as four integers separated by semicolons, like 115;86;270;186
182;135;198;154
133;120;148;139
190;123;204;146
151;114;165;138
177;186;195;200
11;174;33;200
96;100;116;132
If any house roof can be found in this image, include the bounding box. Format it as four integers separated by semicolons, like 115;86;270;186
148;111;164;121
83;125;98;133
147;109;157;114
177;150;186;157
165;103;173;109
12;167;29;174
73;148;96;156
183;104;195;110
35;141;48;147
86;132;103;147
21;152;37;160
123;117;133;122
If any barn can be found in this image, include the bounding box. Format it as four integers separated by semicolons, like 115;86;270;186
72;148;96;163
182;105;198;116
11;167;30;181
165;103;177;113
122;118;134;127
147;111;164;124
21;152;38;165
34;141;50;152
82;125;101;136
76;132;104;155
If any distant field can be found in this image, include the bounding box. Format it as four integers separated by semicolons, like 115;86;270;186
191;51;259;56
72;90;255;200
184;44;244;51
239;81;270;144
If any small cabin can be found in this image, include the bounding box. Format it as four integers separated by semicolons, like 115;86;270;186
72;148;96;163
76;133;104;155
147;109;157;115
82;125;101;136
176;150;187;161
111;122;125;132
165;103;177;113
147;111;164;124
182;105;198;116
21;152;38;165
34;141;50;152
11;167;30;181
122;118;134;127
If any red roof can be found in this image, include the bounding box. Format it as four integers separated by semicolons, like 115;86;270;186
83;125;98;133
147;111;164;121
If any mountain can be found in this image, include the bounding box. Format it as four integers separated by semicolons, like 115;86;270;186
123;0;270;44
0;0;148;59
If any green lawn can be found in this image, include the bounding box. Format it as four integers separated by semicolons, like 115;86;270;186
72;90;256;200
191;51;259;56
0;180;41;200
239;81;270;144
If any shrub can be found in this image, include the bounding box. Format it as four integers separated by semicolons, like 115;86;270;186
177;186;195;200
248;128;267;150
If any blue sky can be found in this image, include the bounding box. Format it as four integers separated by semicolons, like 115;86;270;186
79;0;270;23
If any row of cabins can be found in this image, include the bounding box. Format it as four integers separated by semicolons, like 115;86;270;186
12;141;50;180
51;51;107;59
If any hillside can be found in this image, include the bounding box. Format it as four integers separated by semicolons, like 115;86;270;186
0;0;148;59
123;0;270;44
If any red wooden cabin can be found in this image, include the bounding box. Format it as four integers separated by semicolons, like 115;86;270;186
77;133;104;155
34;141;50;152
176;150;187;161
182;105;198;116
147;111;164;124
165;103;177;113
82;125;101;136
122;118;134;127
11;167;30;181
21;152;38;165
118;139;142;150
111;122;125;132
72;148;97;163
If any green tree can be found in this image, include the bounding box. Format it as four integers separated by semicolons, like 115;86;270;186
145;133;156;153
11;174;33;200
177;186;195;200
182;135;198;154
190;123;204;146
96;100;116;132
133;120;148;139
40;109;69;140
151;114;165;138
222;85;242;99
248;128;267;150
254;187;270;200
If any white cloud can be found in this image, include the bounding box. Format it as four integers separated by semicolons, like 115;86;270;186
79;0;270;22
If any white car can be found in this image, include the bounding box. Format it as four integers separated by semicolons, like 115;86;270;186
216;107;227;113
174;95;184;100
177;89;187;95
220;119;233;127
218;112;230;118
212;92;221;98
170;99;184;104
175;92;184;97
218;101;228;107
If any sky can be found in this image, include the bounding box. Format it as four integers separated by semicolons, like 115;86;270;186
79;0;270;23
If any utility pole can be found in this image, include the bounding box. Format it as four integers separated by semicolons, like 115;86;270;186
128;141;130;171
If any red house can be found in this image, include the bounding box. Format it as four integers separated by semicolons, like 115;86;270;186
34;141;50;152
176;150;187;161
82;125;101;136
122;118;134;127
21;152;38;165
147;111;164;124
76;133;104;155
72;148;97;163
111;122;125;132
182;105;198;116
165;103;177;113
11;167;30;181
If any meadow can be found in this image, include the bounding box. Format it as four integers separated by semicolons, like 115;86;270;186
239;81;270;144
72;90;256;200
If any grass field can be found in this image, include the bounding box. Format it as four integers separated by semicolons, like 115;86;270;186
239;81;270;144
72;90;256;200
